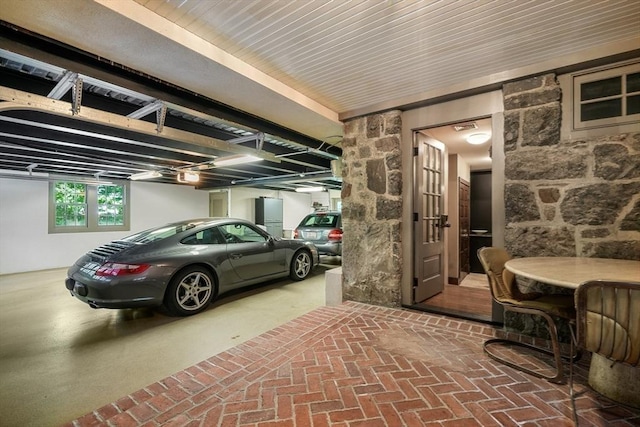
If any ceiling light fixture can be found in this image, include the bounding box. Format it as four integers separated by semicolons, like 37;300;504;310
466;133;491;145
213;154;263;167
177;171;200;183
129;170;162;180
295;186;326;193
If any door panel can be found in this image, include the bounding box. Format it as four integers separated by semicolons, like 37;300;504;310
414;136;446;303
219;223;285;280
459;178;470;279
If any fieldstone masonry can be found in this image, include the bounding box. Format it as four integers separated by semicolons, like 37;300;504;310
341;110;403;307
503;73;640;260
503;73;640;338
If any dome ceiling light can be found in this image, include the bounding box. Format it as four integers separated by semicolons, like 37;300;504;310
466;133;491;145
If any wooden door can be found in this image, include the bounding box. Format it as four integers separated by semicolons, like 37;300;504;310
413;137;447;303
459;178;470;279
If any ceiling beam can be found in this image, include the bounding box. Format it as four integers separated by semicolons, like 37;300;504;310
0;26;341;154
0;87;281;164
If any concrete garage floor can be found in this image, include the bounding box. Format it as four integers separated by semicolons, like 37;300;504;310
0;258;340;427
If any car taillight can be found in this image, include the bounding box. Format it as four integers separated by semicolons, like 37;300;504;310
95;263;151;277
293;229;300;239
328;229;343;241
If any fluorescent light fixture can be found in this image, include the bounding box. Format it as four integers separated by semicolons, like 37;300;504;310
295;186;326;193
466;133;491;145
213;154;263;167
129;171;162;180
177;171;200;183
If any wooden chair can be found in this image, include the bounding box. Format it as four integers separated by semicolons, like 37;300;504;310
572;280;640;409
477;247;578;383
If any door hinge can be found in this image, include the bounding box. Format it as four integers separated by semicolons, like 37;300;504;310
413;212;418;222
413;147;418;156
413;277;418;288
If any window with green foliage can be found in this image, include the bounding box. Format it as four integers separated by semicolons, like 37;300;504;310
54;182;87;226
97;185;125;226
49;181;130;233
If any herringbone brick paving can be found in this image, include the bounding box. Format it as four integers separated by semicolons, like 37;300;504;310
65;302;640;426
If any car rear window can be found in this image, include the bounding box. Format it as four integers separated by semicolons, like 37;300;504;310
301;214;339;228
122;222;201;244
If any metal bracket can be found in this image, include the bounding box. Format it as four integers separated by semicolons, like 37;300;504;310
47;71;78;100
227;132;265;151
71;78;83;115
156;104;167;133
127;100;164;119
126;100;167;133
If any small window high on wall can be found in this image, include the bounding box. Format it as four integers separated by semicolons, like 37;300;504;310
572;61;640;131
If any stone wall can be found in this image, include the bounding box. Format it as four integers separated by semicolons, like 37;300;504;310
341;110;403;307
502;73;640;339
503;73;640;261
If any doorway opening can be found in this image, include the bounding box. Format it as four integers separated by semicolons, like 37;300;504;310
209;190;229;217
409;117;494;323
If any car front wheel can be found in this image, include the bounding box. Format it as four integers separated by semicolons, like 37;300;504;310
164;266;216;316
290;250;312;281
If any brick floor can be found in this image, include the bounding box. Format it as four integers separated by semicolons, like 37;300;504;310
64;302;640;426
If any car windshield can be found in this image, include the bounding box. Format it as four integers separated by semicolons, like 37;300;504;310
122;221;203;244
301;214;339;228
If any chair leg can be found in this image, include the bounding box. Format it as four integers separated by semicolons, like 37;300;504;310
483;308;574;384
569;323;580;426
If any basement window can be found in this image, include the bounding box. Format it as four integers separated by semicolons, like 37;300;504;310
49;181;130;233
572;61;640;131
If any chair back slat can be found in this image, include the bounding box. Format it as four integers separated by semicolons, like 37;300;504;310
477;247;535;303
477;247;513;302
576;280;640;367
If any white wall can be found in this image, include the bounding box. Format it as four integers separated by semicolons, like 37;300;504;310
0;177;335;275
279;191;315;230
0;179;209;275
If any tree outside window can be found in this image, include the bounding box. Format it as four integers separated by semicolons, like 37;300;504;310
49;181;130;233
98;185;125;226
54;182;87;226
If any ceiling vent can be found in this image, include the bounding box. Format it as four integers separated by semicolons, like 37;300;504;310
452;122;478;132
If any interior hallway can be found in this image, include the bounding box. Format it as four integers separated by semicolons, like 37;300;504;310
2;265;639;426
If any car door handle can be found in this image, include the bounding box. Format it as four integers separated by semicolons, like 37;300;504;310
230;253;243;260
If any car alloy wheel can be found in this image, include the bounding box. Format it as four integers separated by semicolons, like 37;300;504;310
165;266;215;316
290;250;312;281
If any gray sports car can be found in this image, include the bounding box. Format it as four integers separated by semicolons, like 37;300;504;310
65;218;319;316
